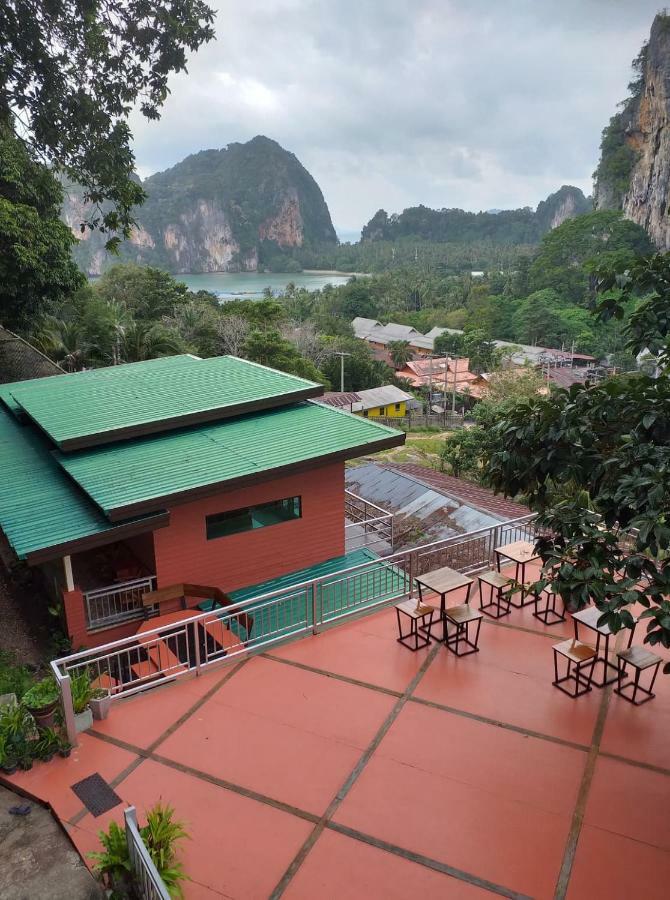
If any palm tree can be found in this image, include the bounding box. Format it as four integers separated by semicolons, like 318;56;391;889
120;322;183;363
32;317;94;371
388;340;413;369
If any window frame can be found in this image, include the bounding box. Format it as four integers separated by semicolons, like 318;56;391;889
205;495;302;541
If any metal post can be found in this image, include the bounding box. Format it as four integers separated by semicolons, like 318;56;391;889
311;582;319;635
60;672;78;748
192;621;201;676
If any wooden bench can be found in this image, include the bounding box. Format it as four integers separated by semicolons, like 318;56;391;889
477;570;513;619
395;599;434;651
615;646;662;705
444;603;484;656
552;639;597;698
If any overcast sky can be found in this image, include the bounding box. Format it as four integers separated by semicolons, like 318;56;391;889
129;0;661;236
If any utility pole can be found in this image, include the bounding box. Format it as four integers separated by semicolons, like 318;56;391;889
333;351;351;392
452;357;457;415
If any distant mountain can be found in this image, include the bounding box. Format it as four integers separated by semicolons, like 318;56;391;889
361;186;591;245
594;13;670;249
63;136;338;275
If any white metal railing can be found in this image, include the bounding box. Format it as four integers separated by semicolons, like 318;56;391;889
52;515;536;746
124;806;170;900
84;576;157;630
344;489;394;552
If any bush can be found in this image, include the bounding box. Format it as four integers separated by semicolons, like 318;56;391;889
90;802;189;898
22;677;59;710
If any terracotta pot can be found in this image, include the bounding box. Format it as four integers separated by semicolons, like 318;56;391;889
26;701;58;729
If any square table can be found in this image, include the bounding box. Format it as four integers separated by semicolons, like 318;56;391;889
494;540;540;607
415;565;474;642
572;605;635;687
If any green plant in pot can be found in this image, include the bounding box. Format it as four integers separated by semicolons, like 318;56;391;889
70;670;95;733
0;732;16;775
0;701;36;771
90;802;189;898
34;727;60;763
22;677;60;728
58;734;72;758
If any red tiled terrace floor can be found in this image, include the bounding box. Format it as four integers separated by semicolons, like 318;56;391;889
4;571;670;899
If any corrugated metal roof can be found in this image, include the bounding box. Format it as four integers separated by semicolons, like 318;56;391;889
356;385;414;410
315;391;362;409
345;462;505;548
10;355;322;450
0;405;162;561
384;463;530;519
0;326;64;384
56;401;404;519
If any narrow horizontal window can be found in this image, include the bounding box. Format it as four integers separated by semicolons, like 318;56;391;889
206;496;302;540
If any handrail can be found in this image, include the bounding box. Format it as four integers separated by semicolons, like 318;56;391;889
83;575;156;600
344;488;393;519
53;513;536;667
52;514;538;746
124;806;171;900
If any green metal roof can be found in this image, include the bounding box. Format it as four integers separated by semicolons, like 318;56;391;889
0;405;166;562
226;548;407;643
10;355;322;450
229;548;380;603
56;401;404;520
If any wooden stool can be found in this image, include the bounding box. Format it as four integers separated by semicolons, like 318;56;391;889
395;599;434;651
615;646;662;705
444;604;483;656
533;586;566;625
477;570;513;619
552;639;597;698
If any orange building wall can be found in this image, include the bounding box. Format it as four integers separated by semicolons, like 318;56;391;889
152;462;346;594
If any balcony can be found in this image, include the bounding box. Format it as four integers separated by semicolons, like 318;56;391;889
83;576;157;631
13;512;668;900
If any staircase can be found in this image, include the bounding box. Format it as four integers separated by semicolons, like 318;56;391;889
123;582;254;685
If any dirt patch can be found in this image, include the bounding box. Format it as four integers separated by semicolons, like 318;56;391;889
0;784;103;899
0;564;52;668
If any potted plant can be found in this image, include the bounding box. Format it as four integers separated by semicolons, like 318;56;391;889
0;733;17;775
22;677;60;728
17;750;34;771
89;688;112;721
0;701;35;770
34;727;60;763
90;801;189;898
57;735;72;758
70;671;94;733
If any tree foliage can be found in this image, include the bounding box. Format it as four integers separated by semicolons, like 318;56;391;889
486;253;670;667
0;126;83;329
0;0;215;245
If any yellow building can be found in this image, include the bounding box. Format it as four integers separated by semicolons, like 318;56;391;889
353;386;415;418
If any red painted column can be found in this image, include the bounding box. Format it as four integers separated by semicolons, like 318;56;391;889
62;588;88;648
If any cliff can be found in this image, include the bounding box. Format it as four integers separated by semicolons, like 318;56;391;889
594;14;670;249
361;186;590;245
63;136;338;275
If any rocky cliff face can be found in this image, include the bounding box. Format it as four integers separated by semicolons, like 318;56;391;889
594;14;670;249
63;136;337;275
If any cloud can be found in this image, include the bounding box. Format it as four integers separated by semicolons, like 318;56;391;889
129;0;660;232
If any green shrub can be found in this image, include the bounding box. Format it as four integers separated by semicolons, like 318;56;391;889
0;650;33;699
90;802;189;898
22;677;59;710
70;670;94;714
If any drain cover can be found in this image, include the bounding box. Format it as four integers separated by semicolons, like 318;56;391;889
71;773;121;817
